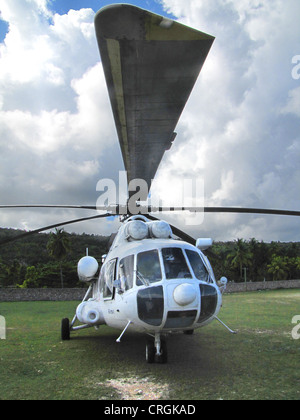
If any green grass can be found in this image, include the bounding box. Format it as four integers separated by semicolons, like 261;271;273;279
0;290;299;400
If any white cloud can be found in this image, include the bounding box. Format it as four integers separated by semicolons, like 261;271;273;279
0;0;122;233
157;0;300;241
0;0;299;241
281;87;300;118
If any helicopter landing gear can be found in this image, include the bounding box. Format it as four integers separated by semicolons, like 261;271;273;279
146;333;168;364
184;329;194;335
146;340;155;363
61;318;70;341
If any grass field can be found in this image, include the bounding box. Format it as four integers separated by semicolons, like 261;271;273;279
0;289;299;400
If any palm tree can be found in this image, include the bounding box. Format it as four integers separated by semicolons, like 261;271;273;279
47;228;71;288
227;239;253;282
295;257;300;272
267;255;288;281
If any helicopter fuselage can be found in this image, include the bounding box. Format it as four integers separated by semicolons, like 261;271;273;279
76;215;223;337
98;238;222;335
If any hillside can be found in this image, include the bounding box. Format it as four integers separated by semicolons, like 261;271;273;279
0;228;299;288
0;228;110;288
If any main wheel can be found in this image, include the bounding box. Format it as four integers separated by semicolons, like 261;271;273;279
61;318;70;341
155;339;168;364
146;340;155;363
184;329;194;335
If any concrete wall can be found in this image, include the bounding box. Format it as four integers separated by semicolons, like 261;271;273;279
0;280;299;302
224;279;300;293
0;288;87;302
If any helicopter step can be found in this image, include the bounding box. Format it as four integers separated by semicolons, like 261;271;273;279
146;333;168;364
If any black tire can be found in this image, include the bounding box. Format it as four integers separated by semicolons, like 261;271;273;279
184;329;194;335
61;318;70;341
155;339;168;364
146;340;155;364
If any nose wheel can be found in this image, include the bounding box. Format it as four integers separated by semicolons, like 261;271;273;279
146;334;168;364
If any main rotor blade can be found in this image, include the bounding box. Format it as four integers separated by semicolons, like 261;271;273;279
0;204;299;217
0;204;97;210
0;213;114;246
120;205;300;217
95;4;214;197
202;207;300;217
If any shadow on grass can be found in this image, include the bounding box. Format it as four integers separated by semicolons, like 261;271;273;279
66;325;238;390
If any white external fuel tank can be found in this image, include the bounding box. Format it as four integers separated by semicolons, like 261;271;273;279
76;301;105;325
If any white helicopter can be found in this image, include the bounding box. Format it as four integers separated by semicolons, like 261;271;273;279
65;214;231;363
1;4;300;363
61;4;232;363
60;4;298;363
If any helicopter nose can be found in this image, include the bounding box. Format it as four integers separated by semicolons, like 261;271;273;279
173;283;197;306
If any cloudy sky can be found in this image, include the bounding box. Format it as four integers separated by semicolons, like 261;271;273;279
0;0;299;243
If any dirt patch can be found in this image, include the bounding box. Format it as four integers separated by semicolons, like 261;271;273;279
100;376;169;400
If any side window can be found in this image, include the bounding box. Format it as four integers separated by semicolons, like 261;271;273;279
185;250;209;282
119;255;134;291
102;259;117;299
136;250;162;286
162;248;192;279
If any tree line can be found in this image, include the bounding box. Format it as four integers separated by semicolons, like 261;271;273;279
0;228;299;288
210;238;300;283
0;228;108;288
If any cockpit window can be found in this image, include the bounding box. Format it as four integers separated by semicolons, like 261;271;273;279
162;248;192;279
119;255;134;291
101;258;117;298
136;250;162;286
185;250;209;282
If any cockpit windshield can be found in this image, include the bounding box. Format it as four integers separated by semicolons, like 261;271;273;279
185;249;209;282
135;247;212;286
136;249;162;286
162;248;192;279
